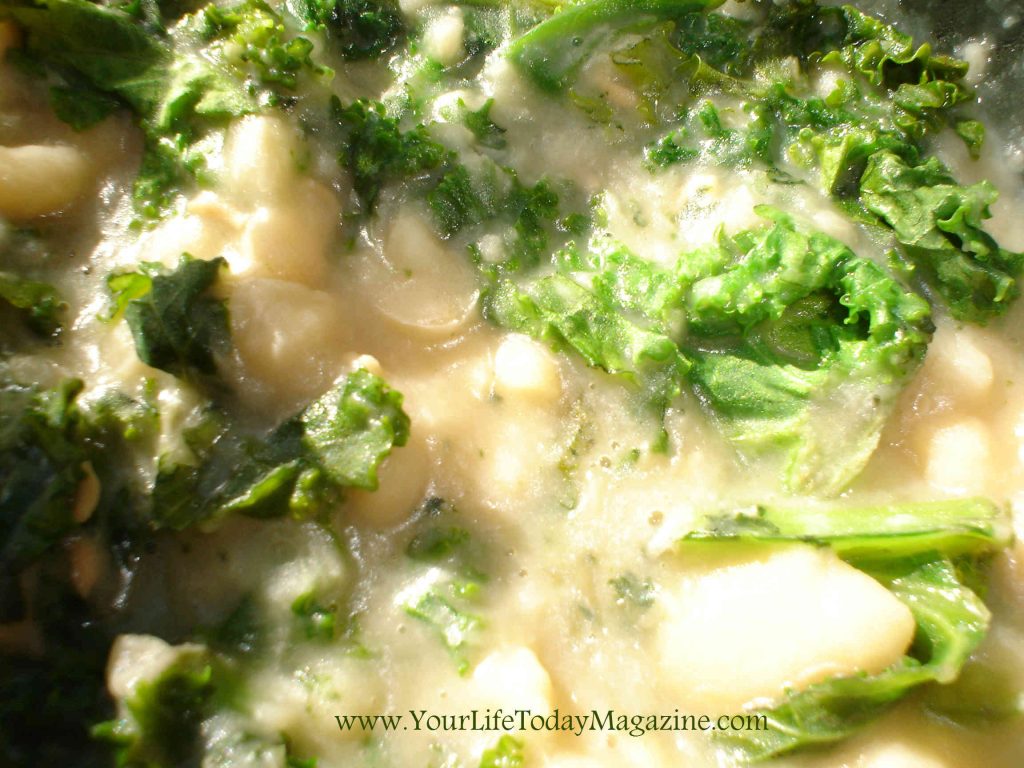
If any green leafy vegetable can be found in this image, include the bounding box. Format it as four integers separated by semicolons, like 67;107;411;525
401;585;482;675
49;83;120;130
718;556;991;761
506;0;725;93
406;498;471;562
517;207;929;490
682;207;932;493
6;0;325;220
0;379;88;614
332;97;448;214
0;271;65;337
458;98;508;150
478;735;524;768
681;497;1011;561
150;368;410;529
609;572;655;609
292;590;340;641
400;498;487;674
484;272;690;431
1;560;118;766
859;152;1024;322
96;649;218;767
681;498;1012;761
289;0;404;60
5;0;172;114
116;255;229;381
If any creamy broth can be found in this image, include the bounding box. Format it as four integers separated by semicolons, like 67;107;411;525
1;1;1023;767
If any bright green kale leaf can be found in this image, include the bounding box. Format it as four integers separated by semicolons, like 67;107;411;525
300;367;411;490
682;497;1011;562
200;0;332;90
859;152;1024;323
401;585;482;674
116;255;229;381
677;208;931;494
0;271;65;337
150;369;410;529
478;735;524;768
484;273;690;427
680;498;1011;761
291;589;340;641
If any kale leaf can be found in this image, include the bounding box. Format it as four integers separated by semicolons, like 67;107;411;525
860;152;1024;323
506;0;726;93
115;255;229;381
332;97;449;214
289;0;404;60
0;271;65;338
718;556;991;761
6;0;326;220
681;497;1011;761
0;379;88;616
478;735;524;768
150;368;410;529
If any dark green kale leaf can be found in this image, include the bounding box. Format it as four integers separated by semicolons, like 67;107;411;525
4;0;172;114
6;0;326;220
48;83;121;130
289;0;404;60
456;97;507;150
0;379;87;615
332;97;449;214
116;255;229;381
94;642;320;766
96;649;217;768
150;368;410;529
428;164;494;237
859;152;1024;323
0;376;156;619
0;560;118;767
0;271;65;338
405;497;470;562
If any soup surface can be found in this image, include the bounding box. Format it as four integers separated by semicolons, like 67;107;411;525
1;0;1024;766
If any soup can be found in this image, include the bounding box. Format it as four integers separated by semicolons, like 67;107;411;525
1;1;1023;766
